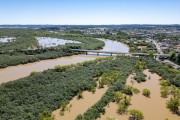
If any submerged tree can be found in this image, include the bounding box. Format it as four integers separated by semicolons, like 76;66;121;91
142;89;151;97
39;110;55;120
166;97;180;114
129;109;144;120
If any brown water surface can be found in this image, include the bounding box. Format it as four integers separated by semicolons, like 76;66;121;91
98;70;180;120
0;55;98;84
52;85;108;120
0;38;129;84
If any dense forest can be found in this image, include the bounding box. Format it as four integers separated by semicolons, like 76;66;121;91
0;56;179;120
0;29;104;68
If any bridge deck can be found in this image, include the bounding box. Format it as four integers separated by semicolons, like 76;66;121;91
72;49;170;57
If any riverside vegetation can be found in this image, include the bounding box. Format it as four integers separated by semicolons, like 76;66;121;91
0;29;104;68
0;55;179;119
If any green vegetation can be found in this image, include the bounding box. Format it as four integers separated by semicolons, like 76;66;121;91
100;70;122;86
76;56;180;120
128;40;156;53
147;60;180;87
39;110;55;120
0;29;104;68
159;79;180;114
59;101;68;116
123;85;140;96
160;79;171;86
170;52;180;65
87;32;157;53
129;109;144;120
133;72;146;83
134;61;147;83
167;86;180;114
160;86;169;98
142;89;151;97
77;91;83;99
153;33;180;46
166;97;180;113
113;91;124;103
0;55;179;120
117;96;131;114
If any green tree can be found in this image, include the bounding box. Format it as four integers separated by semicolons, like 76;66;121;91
166;97;180;113
123;85;134;95
76;114;84;120
132;87;140;94
142;89;151;97
160;80;170;86
77;91;83;99
117;96;131;114
129;109;144;120
177;53;180;65
113;91;124;103
135;61;146;70
160;87;169;98
39;110;55;120
170;52;176;61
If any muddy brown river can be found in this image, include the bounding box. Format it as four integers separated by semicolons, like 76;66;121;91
98;70;180;120
52;85;108;120
0;39;129;84
0;55;98;84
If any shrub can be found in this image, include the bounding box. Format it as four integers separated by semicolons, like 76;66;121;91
166;97;180;113
117;96;131;114
123;85;140;96
113;91;124;103
100;70;121;85
77;91;83;99
76;114;84;120
133;72;146;83
30;71;38;76
132;87;140;94
39;110;55;120
160;80;170;87
117;102;128;114
160;87;169;98
129;109;144;120
171;74;180;87
54;65;66;72
123;85;133;95
142;89;151;97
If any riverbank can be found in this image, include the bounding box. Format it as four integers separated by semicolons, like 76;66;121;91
0;55;99;84
0;38;130;84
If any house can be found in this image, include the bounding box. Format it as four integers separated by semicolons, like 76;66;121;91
175;45;180;49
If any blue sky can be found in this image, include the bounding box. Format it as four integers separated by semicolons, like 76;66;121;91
0;0;180;24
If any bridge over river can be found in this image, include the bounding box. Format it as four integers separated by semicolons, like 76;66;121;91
72;49;170;57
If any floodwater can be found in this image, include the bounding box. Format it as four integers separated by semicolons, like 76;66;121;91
36;37;81;47
0;55;98;84
98;70;180;120
0;37;15;42
52;85;108;120
98;38;129;52
87;38;129;56
0;38;129;84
